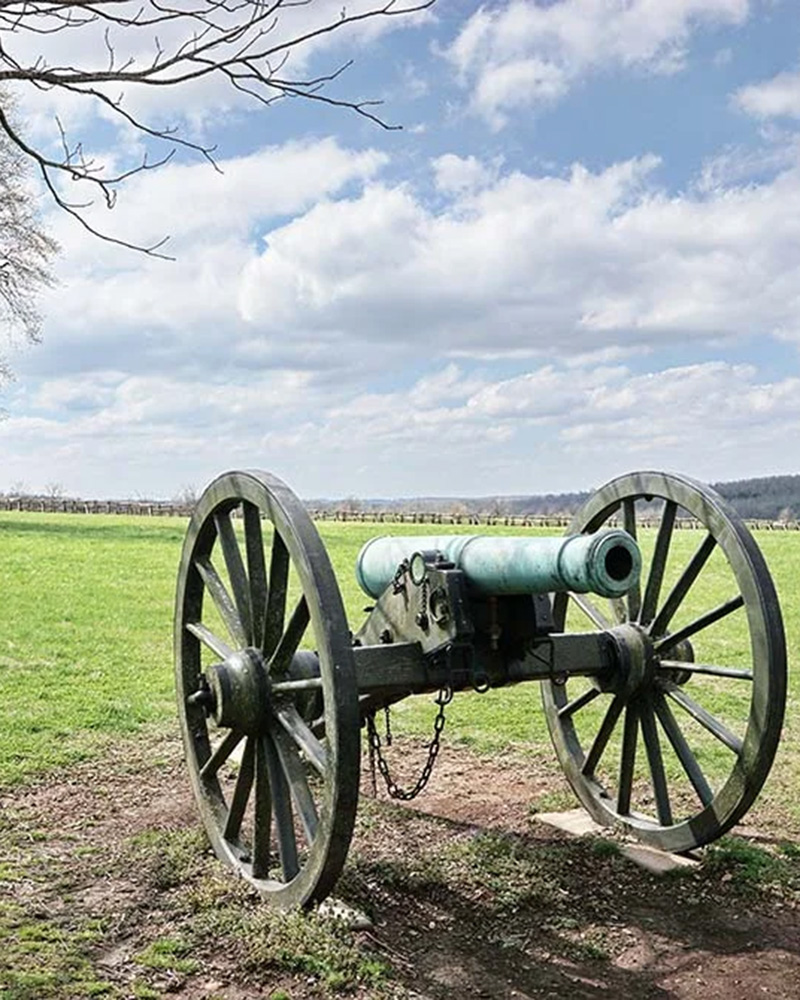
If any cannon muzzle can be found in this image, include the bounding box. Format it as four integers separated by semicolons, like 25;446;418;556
355;530;641;600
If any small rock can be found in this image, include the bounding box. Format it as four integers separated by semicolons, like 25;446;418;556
317;898;373;930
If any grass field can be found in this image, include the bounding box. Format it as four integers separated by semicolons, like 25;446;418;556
1;509;800;999
1;510;799;827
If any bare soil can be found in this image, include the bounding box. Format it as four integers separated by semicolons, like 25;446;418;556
2;731;799;999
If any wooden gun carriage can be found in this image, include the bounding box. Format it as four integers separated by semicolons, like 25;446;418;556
175;470;786;909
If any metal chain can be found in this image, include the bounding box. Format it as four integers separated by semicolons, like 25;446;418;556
384;705;392;746
416;572;430;629
392;558;409;594
367;718;378;796
365;687;452;801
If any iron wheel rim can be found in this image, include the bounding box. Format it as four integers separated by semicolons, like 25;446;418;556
542;471;786;852
175;469;359;908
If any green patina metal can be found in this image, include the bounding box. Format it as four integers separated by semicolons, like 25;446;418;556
355;529;642;600
174;468;787;911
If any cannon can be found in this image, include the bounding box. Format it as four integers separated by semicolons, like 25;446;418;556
174;470;786;909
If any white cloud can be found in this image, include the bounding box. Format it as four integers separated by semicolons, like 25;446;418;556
695;130;800;192
445;0;750;127
734;68;800;120
30;138;386;376
304;360;800;494
47;138;387;260
5;349;799;498
9;124;800;498
239;151;800;357
25;137;800;398
432;153;501;194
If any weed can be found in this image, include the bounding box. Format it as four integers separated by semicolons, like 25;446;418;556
591;838;621;859
705;837;787;890
0;893;116;999
434;830;560;912
243;909;389;992
132;983;162;999
530;789;576;814
128;827;210;890
135;936;199;975
578;939;609;961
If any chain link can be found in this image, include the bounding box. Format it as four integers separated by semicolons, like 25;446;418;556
365;687;452;801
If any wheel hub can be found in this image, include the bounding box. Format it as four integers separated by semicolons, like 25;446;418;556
205;648;271;733
609;623;657;698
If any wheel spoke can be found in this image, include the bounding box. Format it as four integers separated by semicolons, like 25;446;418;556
570;592;612;629
269;596;310;676
653;692;713;808
558;686;600;720
200;729;243;781
273;727;320;843
640;703;672;826
252;735;273;879
582;695;624;776
622;498;637;541
649;532;716;637
656;661;753;681
265;733;299;882
654;595;744;653
263;531;289;658
176;469;360;907
271;677;324;694
622;499;641;622
224;736;255;842
640;500;677;626
617;703;639;816
542;470;786;854
665;686;743;755
195;556;248;648
215;509;253;645
610;597;628;624
186;621;234;660
276;704;328;776
243;502;268;650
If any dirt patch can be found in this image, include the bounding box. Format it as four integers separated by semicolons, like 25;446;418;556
1;729;799;999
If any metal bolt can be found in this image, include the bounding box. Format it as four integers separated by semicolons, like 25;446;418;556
187;676;217;716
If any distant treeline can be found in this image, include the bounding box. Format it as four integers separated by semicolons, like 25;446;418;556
2;473;799;523
712;475;800;521
309;473;800;523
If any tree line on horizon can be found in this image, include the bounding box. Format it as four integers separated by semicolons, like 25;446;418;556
4;472;799;522
310;473;800;522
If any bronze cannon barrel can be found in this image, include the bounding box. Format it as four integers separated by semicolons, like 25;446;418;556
355;530;641;600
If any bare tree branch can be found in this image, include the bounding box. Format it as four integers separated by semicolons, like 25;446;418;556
0;0;435;252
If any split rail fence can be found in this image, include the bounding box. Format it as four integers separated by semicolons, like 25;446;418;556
1;495;797;531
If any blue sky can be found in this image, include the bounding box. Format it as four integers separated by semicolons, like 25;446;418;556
2;0;800;500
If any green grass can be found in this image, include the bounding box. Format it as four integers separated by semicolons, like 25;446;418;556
0;899;113;999
2;507;799;1000
0;510;798;829
0;513;183;784
135;936;199;975
0;512;552;785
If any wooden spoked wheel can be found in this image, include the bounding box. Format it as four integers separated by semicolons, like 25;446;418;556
175;470;360;908
542;472;786;853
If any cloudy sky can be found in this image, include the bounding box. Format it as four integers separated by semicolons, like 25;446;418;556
2;0;800;500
